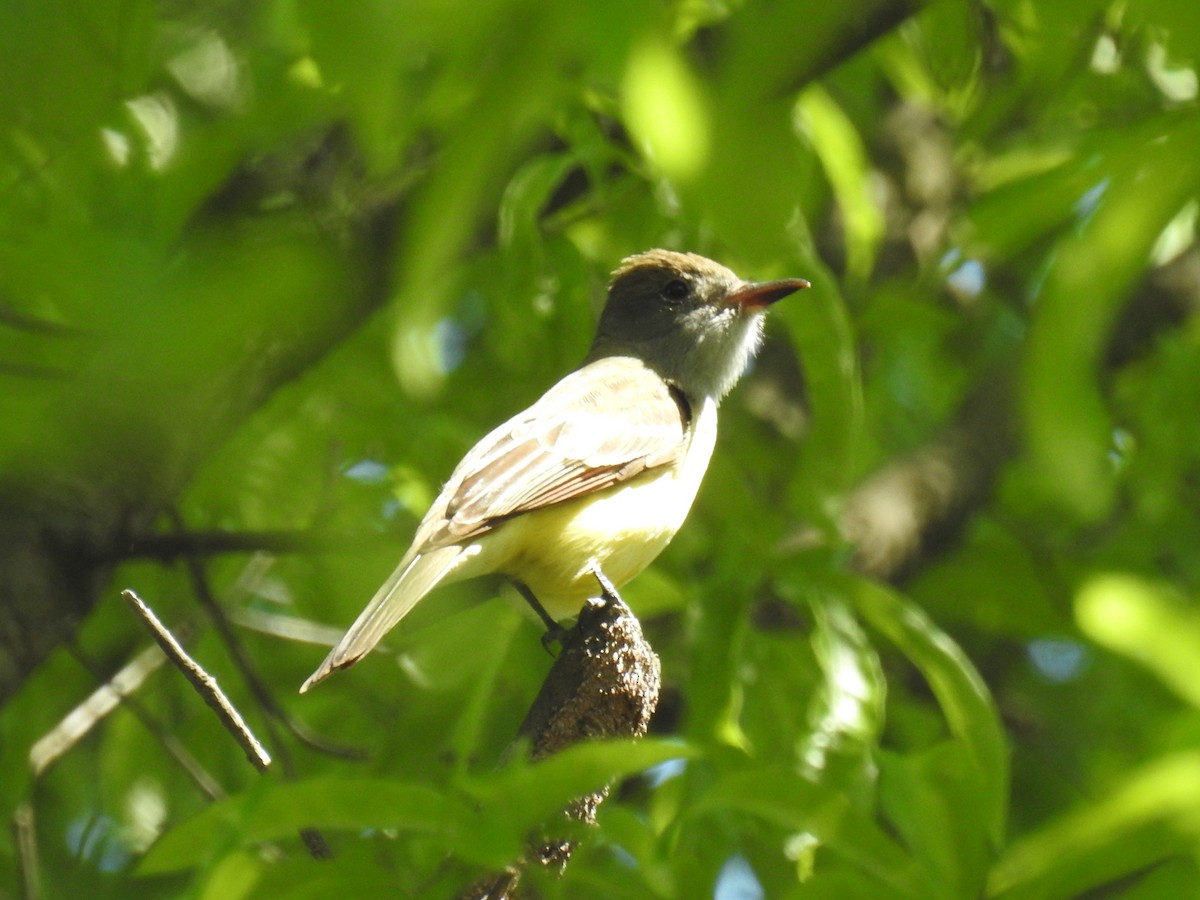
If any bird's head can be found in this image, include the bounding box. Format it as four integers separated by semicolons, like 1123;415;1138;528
589;249;809;400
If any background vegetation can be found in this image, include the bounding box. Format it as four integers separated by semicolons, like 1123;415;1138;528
2;0;1199;896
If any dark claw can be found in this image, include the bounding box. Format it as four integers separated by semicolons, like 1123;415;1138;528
540;622;568;654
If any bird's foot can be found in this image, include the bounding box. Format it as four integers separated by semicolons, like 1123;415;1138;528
513;580;565;653
539;622;569;654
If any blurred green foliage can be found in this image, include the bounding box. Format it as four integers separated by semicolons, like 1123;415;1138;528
3;0;1200;896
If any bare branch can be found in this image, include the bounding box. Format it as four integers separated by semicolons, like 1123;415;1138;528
57;643;227;801
29;644;167;778
838;374;1015;581
832;247;1200;584
116;528;329;563
461;567;661;898
121;589;272;772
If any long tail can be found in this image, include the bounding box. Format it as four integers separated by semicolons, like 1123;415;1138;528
299;545;464;692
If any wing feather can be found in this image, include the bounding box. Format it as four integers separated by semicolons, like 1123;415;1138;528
419;356;689;549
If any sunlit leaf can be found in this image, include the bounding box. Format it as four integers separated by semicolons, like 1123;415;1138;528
847;576;1008;846
799;594;886;779
795;86;885;286
989;752;1200;898
1076;573;1200;709
462;738;694;828
621;37;711;182
140;779;470;874
197;851;262;900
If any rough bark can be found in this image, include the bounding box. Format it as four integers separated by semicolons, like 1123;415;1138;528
461;579;661;899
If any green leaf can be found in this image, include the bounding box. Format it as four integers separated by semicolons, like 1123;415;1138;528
988;752;1200;898
796;86;884;287
463;738;693;829
140;779;469;874
846;576;1009;846
880;743;994;900
777;249;865;515
693;766;929;897
799;594;886;780
1076;573;1200;709
197;851;263;900
1021;114;1200;520
621;37;711;182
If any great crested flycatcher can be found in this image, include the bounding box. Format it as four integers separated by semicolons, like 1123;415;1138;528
300;249;808;692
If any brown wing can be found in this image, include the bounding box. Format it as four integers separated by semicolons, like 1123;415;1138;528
415;356;691;550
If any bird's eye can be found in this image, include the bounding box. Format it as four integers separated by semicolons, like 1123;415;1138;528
661;279;690;301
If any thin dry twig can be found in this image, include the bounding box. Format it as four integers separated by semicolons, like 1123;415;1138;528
12;801;41;900
164;510;360;766
119;587;332;860
118;528;328;563
30;642;226;801
209;554;369;761
157;517;338;858
166;509;295;772
30;644;166;777
121;589;272;772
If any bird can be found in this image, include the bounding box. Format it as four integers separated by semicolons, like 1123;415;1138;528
300;249;809;692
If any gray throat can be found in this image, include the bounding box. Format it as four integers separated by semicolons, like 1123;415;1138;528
588;311;764;403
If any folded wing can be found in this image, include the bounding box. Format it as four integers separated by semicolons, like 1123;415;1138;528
420;355;691;548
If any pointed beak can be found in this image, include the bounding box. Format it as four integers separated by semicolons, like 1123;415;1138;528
725;277;811;313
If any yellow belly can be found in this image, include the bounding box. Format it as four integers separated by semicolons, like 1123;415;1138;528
461;397;718;619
